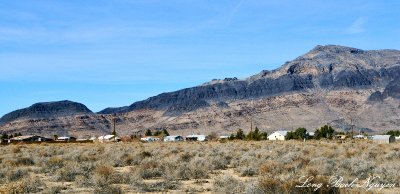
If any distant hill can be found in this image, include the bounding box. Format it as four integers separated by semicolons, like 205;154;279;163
0;100;93;124
1;45;400;137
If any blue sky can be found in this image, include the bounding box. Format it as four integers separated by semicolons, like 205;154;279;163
1;0;399;116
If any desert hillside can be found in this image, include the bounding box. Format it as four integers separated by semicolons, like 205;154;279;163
1;45;400;137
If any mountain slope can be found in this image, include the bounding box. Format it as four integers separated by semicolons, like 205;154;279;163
1;45;400;136
99;45;400;115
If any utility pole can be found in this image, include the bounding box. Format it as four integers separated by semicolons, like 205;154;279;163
112;114;117;141
350;118;354;139
250;118;253;132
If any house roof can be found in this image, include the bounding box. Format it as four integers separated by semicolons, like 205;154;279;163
165;135;182;139
186;135;206;138
372;135;393;140
273;131;288;136
58;136;76;140
10;135;38;140
141;137;160;140
98;135;120;140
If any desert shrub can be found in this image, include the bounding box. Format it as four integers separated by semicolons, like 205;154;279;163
94;185;123;194
6;169;28;182
259;161;285;177
373;163;400;183
136;160;162;179
136;180;181;192
14;157;35;166
46;157;64;173
12;146;21;153
167;156;212;180
279;151;301;164
180;152;194;162
240;166;257;177
176;164;192;180
339;158;375;179
308;157;336;175
210;155;230;170
53;160;96;182
140;151;152;158
245;181;265;194
383;150;400;160
75;175;92;187
257;176;285;193
43;186;66;194
0;176;44;194
93;165;116;188
121;153;135;166
54;167;77;182
114;171;133;184
213;175;245;194
258;175;340;194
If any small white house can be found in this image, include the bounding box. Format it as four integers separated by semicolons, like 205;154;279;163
164;135;184;142
140;136;160;142
353;135;365;139
8;135;52;143
267;131;288;141
98;135;121;142
372;135;395;144
307;132;315;137
186;135;207;142
56;136;77;142
89;136;97;141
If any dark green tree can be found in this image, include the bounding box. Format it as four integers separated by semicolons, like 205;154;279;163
145;129;153;136
1;133;9;141
236;129;245;140
285;131;296;140
253;127;261;140
295;127;308;139
260;132;268;140
247;130;254;140
315;125;335;139
386;130;400;136
162;129;170;136
153;130;162;136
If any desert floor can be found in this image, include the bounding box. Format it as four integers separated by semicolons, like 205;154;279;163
0;140;399;193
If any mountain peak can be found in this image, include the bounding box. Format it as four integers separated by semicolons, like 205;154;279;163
310;45;365;54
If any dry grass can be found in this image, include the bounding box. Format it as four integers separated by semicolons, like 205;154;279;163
0;140;398;193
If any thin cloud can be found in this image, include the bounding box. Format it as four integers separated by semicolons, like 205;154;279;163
346;17;367;34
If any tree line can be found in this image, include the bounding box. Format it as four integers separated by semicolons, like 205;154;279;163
227;124;337;141
1;133;23;141
228;127;268;141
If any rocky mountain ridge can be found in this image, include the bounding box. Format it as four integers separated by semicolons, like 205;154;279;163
99;45;400;114
1;45;400;137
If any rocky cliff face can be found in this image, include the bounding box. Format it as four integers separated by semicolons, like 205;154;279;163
99;45;400;115
1;45;400;136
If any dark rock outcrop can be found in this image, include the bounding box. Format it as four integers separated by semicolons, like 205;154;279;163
383;78;400;99
368;91;384;101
